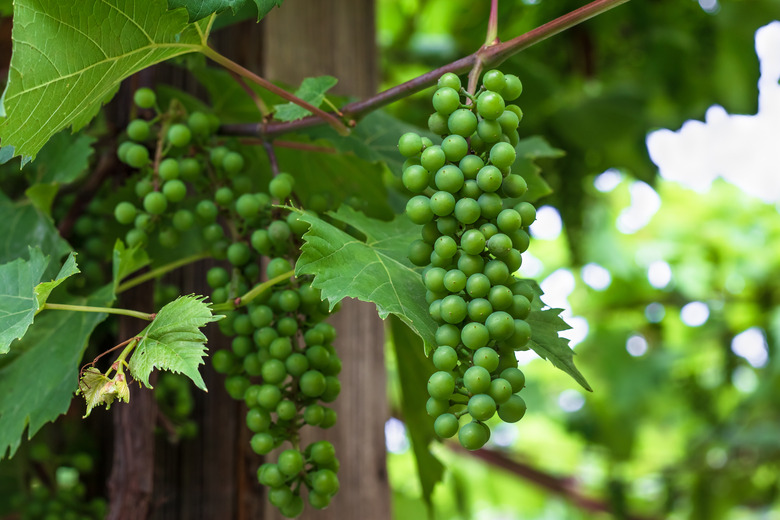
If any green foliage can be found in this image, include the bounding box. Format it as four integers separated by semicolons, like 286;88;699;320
0;0;213;160
526;306;591;392
274;75;338;121
295;205;437;349
168;0;240;22
128;295;220;391
26;131;96;185
0;192;70;267
78;367;130;418
0;249;78;354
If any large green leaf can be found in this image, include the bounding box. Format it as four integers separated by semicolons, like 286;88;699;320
388;315;444;506
0;0;214;160
294;206;436;348
0;284;114;459
274;75;338;122
0;249;79;354
128;295;220;391
168;0;241;22
26;131;96;185
0;191;70;267
512;136;563;203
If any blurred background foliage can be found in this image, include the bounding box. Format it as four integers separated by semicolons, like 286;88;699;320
379;0;780;519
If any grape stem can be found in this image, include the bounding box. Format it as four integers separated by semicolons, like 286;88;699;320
263;140;281;177
486;0;499;45
229;70;270;116
116;252;212;294
212;269;296;311
42;303;154;321
223;0;632;137
199;46;350;136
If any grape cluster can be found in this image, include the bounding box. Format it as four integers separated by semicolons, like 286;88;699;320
400;70;537;450
207;176;342;517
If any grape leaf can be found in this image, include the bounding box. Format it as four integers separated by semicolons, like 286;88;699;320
0;191;71;267
26;131;96;185
0;284;114;459
274;76;338;122
111;240;151;293
77;368;130;418
253;0;283;20
0;0;213;160
0;249;79;354
24;183;58;216
294;205;436;349
388;315;444;506
512;136;564;203
168;0;241;22
128;295;220;391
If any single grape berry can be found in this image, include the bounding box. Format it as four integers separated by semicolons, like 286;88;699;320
125;144;150;168
134;88;156;109
434;413;459;438
398;132;423;157
222;151;245;174
188;111;211;137
167;124;192;148
437;72;462;90
476;91;505;120
114;202;137;225
143;191;167;215
162;179;186;203
127;119;150;141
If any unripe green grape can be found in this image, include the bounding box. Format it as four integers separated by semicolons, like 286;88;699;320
408;239;434;266
432;87;461;115
157;158;179;180
461;322;490;350
500;367;526;392
405;195;433;224
435;323;460;347
507;319;532;349
424;267;447;293
268;486;293;507
246;407;271;432
426;397;450;417
496;209;522;233
498;394;527;423
127;119;150;142
249;305;273;329
458;421;488;450
510;295;532;320
466;273;491;298
488;378;513;405
133;88;156;109
188;111;210;137
299;370;327;397
421;145;446;172
143;191;167;215
257;463;284;487
210;146;228;167
476;91;505;120
504;248;523;272
268;219;291;245
269;175;294;200
398;132;423;157
477;165;503;193
428;112;450;135
448;109;478;137
488;286;514;311
281;495;305;518
215;186;234;207
457;253;484;277
454;198;481;225
421;221;440;244
278;449;304;476
211;287;228;304
276;399;297;421
478;192;503;219
233;193;259;219
503;74;523;100
509;228;530;252
321;376;341;402
433;346;458;371
470;133;486;155
251;229;272;255
459;155;484;180
437;216;458;237
442;134;468;162
434;413;459;438
477;119;502;143
468;394;497;421
226;242;250;266
212;350;236;374
473;347;500;372
179;157;201;181
440;294;467;324
162;179;186;203
427;371;455;400
434;236;457;259
167;124;191;148
438;72;462;90
202;223;224;243
196;199;218;221
480;222;498;241
286;353;309;377
489;142;516;170
276;316;298;337
269;337;292;360
159;227;180;248
501;174;528;198
463;365;491;394
467;298;492;323
312;469;340;496
261;359;287;385
304;404;325;425
306;345;331;370
506;129;520;147
402;165;430;194
514;201;536;226
482;69;506;93
114;202;137;225
435;164;465;193
126;144;150;168
505;103;524;122
220;151;243;174
320;407;338;428
311;440;336;465
126;228;148;250
234;314;254;336
430;191;456;217
443;268;467;293
117;141;134;163
498;110;520;134
287;211;310;236
488;233;512;257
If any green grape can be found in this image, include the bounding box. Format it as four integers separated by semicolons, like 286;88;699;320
484;259;509;285
210;146;228;167
234;314;254;335
267;257;292;279
448;109;478;137
134;88;156;109
488;378;513;404
405;195;434;224
320;407;338;429
509;319;532;348
502;74;523;100
258;463;284;487
435;165;465;193
126;144;150;168
306;345;331;370
515;201;536;226
287;211;310;236
321;376;341;402
454;198;481;225
251;229;272;255
433;346;458;371
269;174;294;200
246;407;271;432
468;394;497;421
432;87;461;115
269;486;293;507
476;165;503;193
215;186;234;207
501;174;528;198
300;370;327;397
255;327;278;348
235;193;260;219
498;394;527;423
443;269;467;292
441;134;468;162
312;469;339;495
482;69;507;93
504;249;523;272
117;141;134;163
402;165;429;193
478;192;503;219
487;233;512;257
477;119;502;143
222;151;244;174
278;290;300;312
143;191;167;215
179;158;201;181
211;350;236;374
509;228;530;252
476;91;505;120
510;295;531;319
437;216;459;236
473;347;500;372
261;359;287;385
206;266;228;289
232;336;253;357
188;111;211;137
459;155;484;180
162;179;186;203
424;267;447;293
434;413;459;438
488;287;513;311
398;132;423;157
428;112;449;135
127;119;150;141
440;294;467;324
311;440;336;465
489;142;516;169
276;316;298;337
196;199;218;221
434;236;457;260
498;110;520;134
160;228;180;248
304;404;325;425
427;371;455;400
167;124;192;147
500;367;526;392
466;274;491;299
309;490;331;510
227;242;251;266
463;366;491;394
426;397;450;417
497;209;522;233
461;322;490;349
268;337;292;360
276;399;297;420
114;201;137;225
435;323;461;347
286;353;309;377
430;191;456;217
278;449;304;476
421;145;446;172
438;72;462;90
421;221;440;244
158;158;179;180
268;220;292;244
281;495;305;518
408;240;433;266
458;421;488;450
203;223;225;242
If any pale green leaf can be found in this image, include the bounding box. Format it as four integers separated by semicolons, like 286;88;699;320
512;136;564;203
0;0;213;160
24;183;58;216
294;206;436;349
168;0;241;22
111;240;150;293
77;367;130;418
0;284;114;459
27;131;96;185
0;249;78;354
274;75;338;122
129;295;220;391
253;0;283;20
0;191;71;267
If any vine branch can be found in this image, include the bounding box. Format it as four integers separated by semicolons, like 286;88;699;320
42;303;154;321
